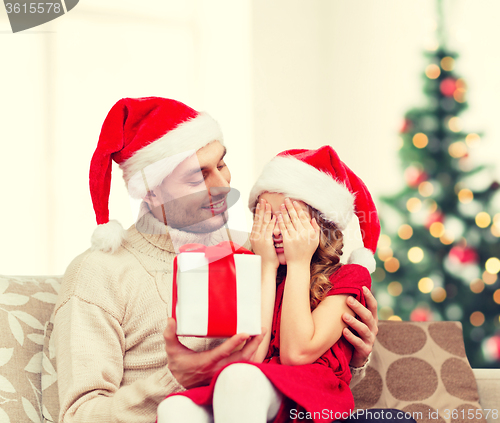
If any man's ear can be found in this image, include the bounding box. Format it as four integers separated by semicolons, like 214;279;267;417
143;190;157;208
143;190;168;225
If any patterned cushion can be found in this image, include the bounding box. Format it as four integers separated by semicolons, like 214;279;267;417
0;275;61;423
352;321;486;423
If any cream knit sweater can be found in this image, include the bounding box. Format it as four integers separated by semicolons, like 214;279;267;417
54;210;245;423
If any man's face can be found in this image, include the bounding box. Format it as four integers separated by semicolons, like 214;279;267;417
146;141;231;233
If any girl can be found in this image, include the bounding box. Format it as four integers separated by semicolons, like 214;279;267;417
158;145;380;423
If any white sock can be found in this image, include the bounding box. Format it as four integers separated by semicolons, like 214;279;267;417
213;363;283;423
157;395;213;423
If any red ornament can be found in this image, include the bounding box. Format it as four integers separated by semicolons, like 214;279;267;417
400;119;413;133
448;245;479;264
410;307;433;322
425;211;444;229
404;166;427;188
483;335;500;362
440;77;457;97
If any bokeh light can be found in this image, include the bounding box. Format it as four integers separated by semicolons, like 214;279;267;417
408;247;424;263
485;257;500;274
453;88;466;103
398;224;413;240
384;257;400;273
470;311;485;327
448;117;463;132
387;281;403;297
407;197;422;213
413;133;429;148
448;141;467;158
418;181;434;197
440;233;455;245
494;289;500;305
470;279;485;294
483;270;498;285
431;287;447;303
425;64;441;79
465;133;480;147
440;56;455;71
418;277;434;293
491;213;500;237
475;212;491;228
388;315;402;321
458;188;473;203
429;222;445;238
378;234;391;249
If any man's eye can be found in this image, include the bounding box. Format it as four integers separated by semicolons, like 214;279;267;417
188;179;204;186
218;163;226;170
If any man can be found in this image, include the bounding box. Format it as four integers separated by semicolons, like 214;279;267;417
54;97;378;422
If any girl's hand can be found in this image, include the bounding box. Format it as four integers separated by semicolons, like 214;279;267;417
277;198;320;265
250;198;279;270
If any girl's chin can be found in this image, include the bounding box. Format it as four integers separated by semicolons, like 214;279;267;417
277;253;287;266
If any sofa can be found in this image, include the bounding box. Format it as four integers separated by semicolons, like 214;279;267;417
0;275;499;423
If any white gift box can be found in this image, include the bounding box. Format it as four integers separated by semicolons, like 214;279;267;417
173;243;261;337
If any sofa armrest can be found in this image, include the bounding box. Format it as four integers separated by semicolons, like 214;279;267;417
473;368;500;423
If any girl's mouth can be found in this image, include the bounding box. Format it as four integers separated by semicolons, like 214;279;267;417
274;241;284;253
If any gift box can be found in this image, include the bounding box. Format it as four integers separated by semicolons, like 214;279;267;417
173;242;261;337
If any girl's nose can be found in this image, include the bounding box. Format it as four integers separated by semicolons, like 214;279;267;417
272;217;281;237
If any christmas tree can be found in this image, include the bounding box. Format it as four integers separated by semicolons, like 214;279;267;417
372;1;500;368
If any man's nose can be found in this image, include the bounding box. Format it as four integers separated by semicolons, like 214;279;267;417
209;185;230;199
208;170;230;198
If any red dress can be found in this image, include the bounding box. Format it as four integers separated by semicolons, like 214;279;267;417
171;264;371;423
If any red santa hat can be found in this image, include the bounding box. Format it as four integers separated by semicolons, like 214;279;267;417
248;146;380;272
89;97;224;253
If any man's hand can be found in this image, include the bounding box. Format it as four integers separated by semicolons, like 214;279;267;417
342;286;378;368
163;318;265;389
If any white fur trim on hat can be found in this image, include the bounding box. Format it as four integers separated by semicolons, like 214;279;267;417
248;156;355;230
90;220;126;253
120;112;223;199
348;247;376;273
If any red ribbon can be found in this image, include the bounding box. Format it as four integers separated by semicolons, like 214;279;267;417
173;242;253;337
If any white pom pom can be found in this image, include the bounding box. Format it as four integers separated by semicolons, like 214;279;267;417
348;247;376;273
90;220;126;253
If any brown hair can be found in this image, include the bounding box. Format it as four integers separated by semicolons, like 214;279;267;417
308;206;344;310
276;205;344;310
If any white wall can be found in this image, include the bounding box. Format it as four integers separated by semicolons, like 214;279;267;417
1;0;499;275
0;0;252;275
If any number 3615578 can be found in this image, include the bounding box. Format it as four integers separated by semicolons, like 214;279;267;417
5;3;62;14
